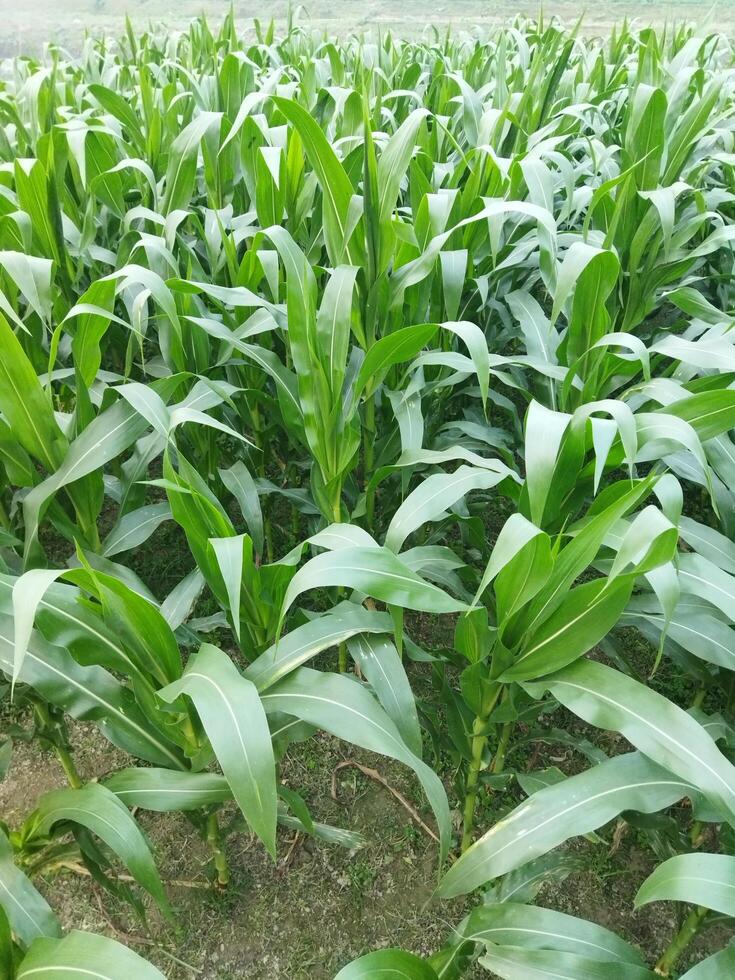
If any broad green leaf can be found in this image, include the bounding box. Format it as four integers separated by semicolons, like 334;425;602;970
437;752;691;898
678;552;735;621
219;460;264;556
0;613;185;769
679;516;735;574
106;768;364;849
635;853;735;917
281;546;467;624
106;768;232;811
12;568;68;690
456;902;645;964
377;108;429;223
160;568;205;631
474;514;546;604
659;390;735;443
161;111;222;213
208;535;246;643
101;503;172;558
65;561;182;686
67;277;118;387
17;930;165;980
347;633;422;757
26;784;170;917
528;660;735;825
478;946;656;979
316;264;358;395
441;320;491;407
272;95;361;266
501;576;634;681
494;533;553;628
0;251;53;325
624;600;735;670
524;401;570;526
0;904;12;980
0;830;60;946
335;949;438;980
246;603;392;691
354;324;438;400
22;399;151;558
385;466;508;553
663;80;721;183
0;312;66;470
626;84;666;189
88;83;145;150
158;643;278;857
519;477;658;636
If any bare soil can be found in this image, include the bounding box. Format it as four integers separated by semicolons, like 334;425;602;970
1;680;728;979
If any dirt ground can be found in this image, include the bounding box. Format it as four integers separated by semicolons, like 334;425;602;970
0;0;732;57
2;508;727;977
0;659;728;979
0;718;472;979
2;511;728;977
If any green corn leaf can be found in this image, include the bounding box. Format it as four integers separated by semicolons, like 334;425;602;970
678;552;735;620
527;660;735;826
657;390;735;443
281;545;467;624
478;946;656;980
158;643;278;857
377;108;429;224
22;399;152;559
663;80;721;183
101;503;172;558
246;603;392;691
456;902;646;965
208;535;247;643
500;576;635;682
0;312;66;470
0;251;53;325
623;600;735;670
66;277;118;388
385;465;509;553
347;633;422;757
64;561;183;686
335;949;438;980
635;853;735;917
437;752;690;898
25;784;170;918
17;931;165;980
105;768;232;811
219;460;264;557
353;323;438;401
0;830;60;947
316;264;358;396
0;614;185;769
88;83;146;151
106;768;364;849
271;95;361;266
161;111;222;214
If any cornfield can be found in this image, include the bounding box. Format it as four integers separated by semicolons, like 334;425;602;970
1;9;735;978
